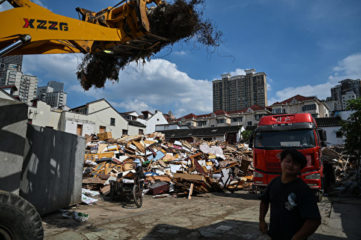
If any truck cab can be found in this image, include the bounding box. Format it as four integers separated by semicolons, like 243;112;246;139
250;113;327;199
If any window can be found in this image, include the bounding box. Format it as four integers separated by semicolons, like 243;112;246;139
273;108;282;114
232;117;243;122
254;129;316;149
197;121;207;127
217;119;225;124
122;129;128;135
255;114;264;121
139;129;144;135
336;131;343;138
110;118;115;126
302;104;316;111
247;121;252;126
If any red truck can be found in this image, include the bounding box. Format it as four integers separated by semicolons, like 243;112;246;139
250;113;327;201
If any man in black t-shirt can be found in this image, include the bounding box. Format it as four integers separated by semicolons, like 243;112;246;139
259;149;321;240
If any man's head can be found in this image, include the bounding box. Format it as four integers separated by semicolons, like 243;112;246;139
280;149;307;176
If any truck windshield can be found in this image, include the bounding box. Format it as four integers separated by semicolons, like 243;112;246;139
254;129;316;149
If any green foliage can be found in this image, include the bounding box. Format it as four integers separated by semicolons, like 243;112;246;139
340;98;361;157
241;130;253;142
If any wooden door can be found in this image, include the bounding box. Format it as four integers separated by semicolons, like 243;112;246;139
99;126;106;133
77;124;83;136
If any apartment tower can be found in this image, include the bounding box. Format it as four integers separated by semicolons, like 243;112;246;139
213;69;267;112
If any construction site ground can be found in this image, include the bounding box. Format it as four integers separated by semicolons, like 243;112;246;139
42;191;361;240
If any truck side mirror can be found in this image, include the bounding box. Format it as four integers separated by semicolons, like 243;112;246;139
249;134;254;148
317;129;327;141
317;129;327;147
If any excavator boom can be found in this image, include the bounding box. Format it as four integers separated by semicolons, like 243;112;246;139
0;0;167;56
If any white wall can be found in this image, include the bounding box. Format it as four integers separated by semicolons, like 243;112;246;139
64;120;94;137
143;111;169;134
155;124;182;131
0;90;14;100
322;126;345;146
128;124;144;136
28;101;61;129
85;101;129;138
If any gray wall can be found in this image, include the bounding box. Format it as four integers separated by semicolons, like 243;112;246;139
20;125;85;216
0;99;28;194
0;98;85;216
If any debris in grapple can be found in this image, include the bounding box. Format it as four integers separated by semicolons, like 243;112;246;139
77;0;221;90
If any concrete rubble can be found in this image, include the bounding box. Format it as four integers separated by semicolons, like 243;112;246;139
322;146;361;196
82;132;254;202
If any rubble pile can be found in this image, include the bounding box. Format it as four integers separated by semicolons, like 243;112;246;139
82;132;254;201
322;146;360;195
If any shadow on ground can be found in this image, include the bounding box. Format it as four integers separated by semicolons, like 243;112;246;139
328;197;361;240
211;190;260;200
142;220;347;240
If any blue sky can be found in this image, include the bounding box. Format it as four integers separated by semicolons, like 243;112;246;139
2;0;361;116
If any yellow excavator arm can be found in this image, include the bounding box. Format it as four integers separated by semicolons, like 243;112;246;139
0;0;167;56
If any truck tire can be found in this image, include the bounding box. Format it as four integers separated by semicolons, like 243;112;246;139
0;191;43;240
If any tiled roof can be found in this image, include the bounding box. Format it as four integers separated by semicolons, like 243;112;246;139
228;105;266;114
128;120;146;128
196;113;212;118
178;105;268;120
272;95;316;105
177;113;197;120
0;85;17;90
161;126;242;139
214;110;228;115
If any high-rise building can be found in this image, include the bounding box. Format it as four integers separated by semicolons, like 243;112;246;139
48;81;64;92
0;64;38;104
326;79;361;111
0;55;23;71
213;69;267;112
37;81;67;108
19;74;38;104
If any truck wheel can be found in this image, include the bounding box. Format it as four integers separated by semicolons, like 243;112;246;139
0;191;43;240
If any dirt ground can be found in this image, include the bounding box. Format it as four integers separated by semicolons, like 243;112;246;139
43;191;361;240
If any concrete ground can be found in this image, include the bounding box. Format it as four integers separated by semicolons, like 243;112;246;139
43;191;361;240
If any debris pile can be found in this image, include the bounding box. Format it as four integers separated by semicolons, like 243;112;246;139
322;146;360;195
82;132;254;202
77;0;221;90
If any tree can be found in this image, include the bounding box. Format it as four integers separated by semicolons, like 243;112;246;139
241;129;253;143
340;97;361;184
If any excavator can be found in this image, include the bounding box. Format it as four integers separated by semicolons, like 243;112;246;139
0;0;168;57
0;0;172;239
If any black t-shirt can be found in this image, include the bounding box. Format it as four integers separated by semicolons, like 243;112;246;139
261;176;321;240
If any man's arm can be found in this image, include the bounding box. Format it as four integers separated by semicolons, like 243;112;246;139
259;199;269;233
291;219;321;240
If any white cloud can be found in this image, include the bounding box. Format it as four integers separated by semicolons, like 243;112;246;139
269;53;361;104
112;99;153;113
328;53;361;83
33;56;212;117
229;68;246;76
174;51;187;56
23;54;83;84
32;0;46;8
